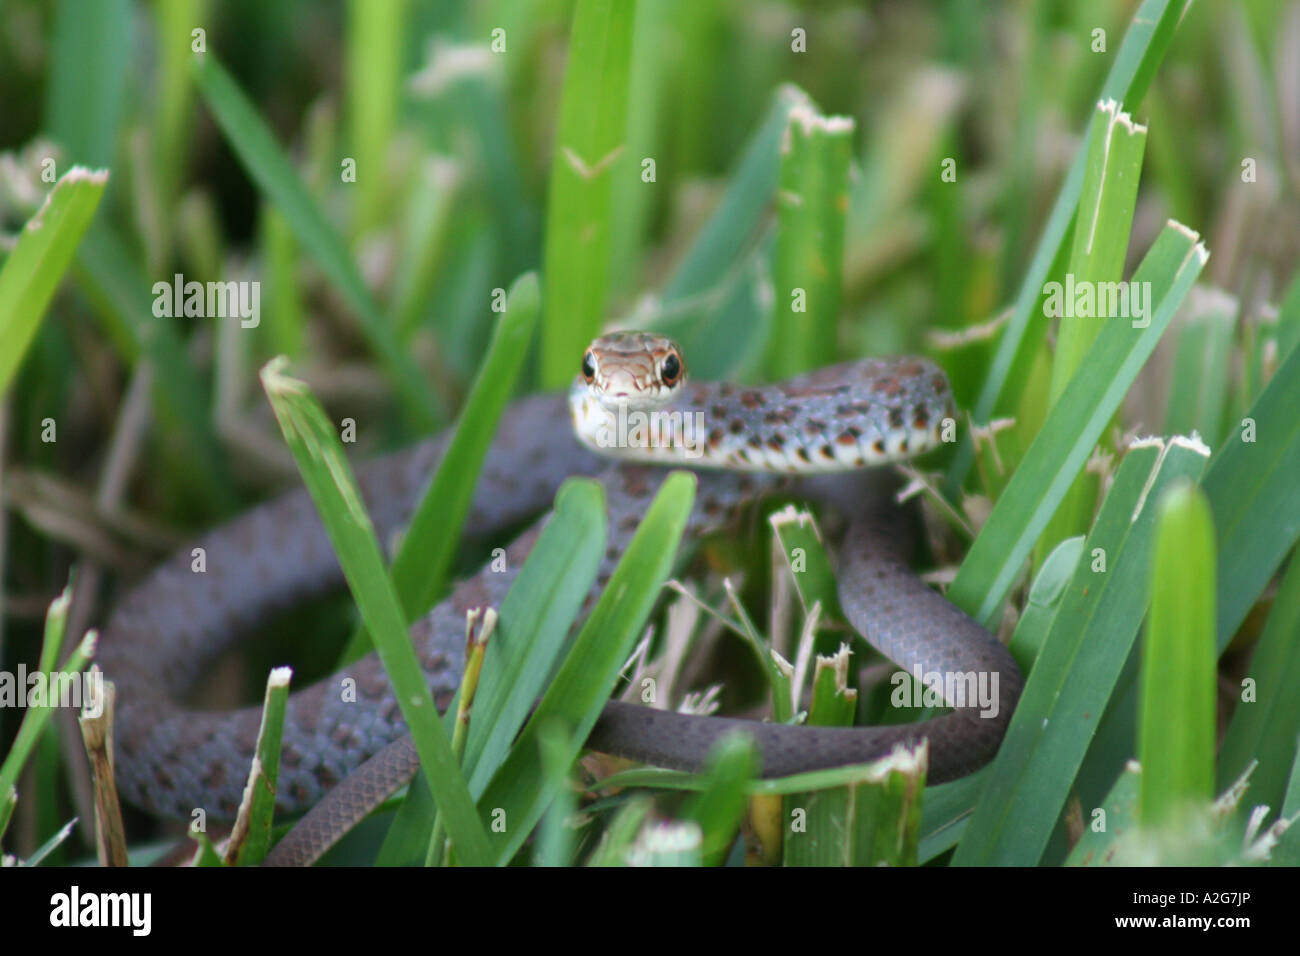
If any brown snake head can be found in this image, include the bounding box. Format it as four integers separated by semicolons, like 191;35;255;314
577;331;688;409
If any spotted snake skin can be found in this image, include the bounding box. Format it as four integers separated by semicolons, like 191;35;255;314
96;336;1022;865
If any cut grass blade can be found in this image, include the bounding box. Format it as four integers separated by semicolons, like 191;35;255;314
783;745;926;866
539;0;636;388
1138;482;1217;826
260;358;491;865
478;471;697;863
948;221;1207;628
226;666;291;867
766;104;853;377
194;54;440;429
426;608;493;866
1075;326;1300;840
944;0;1189;497
952;434;1210;866
0;168;108;396
808;645;856;728
1036;98;1147;560
1047;100;1148;408
784;643;868;866
79;679;127;866
768;505;842;625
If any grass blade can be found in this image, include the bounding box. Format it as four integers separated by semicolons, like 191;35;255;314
533;719;578;866
662;85;809;305
1204;338;1300;645
1037;98;1147;557
1216;549;1300;816
539;0;637;388
358;272;541;653
766;104;853;377
260;358;492;865
194;54;439;429
0;168;107;395
1163;288;1236;447
1008;535;1085;668
1138;482;1216;825
150;0;204;207
948;222;1207;628
344;0;407;235
478;470;697;863
462;479;606;790
784;746;926;867
0;588;78;837
1066;761;1140;866
953;435;1210;865
374;478;606;865
944;0;1189;496
680;734;758;867
227;666;291;866
44;0;129;166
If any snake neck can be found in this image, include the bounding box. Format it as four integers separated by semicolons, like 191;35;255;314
569;358;956;473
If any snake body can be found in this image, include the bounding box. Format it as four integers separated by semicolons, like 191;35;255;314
96;333;1022;863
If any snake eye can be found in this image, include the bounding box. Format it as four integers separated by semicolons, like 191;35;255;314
581;350;596;383
661;351;682;386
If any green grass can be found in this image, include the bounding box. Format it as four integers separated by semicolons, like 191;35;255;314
1;0;1298;870
539;0;636;388
340;270;541;662
1036;97;1147;565
1139;482;1217;826
952;435;1209;866
261;357;493;864
0;167;107;394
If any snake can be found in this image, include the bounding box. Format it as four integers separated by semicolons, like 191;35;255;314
96;331;1023;865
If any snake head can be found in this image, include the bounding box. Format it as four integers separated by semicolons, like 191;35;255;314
576;331;688;411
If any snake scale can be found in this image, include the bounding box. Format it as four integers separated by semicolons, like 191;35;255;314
96;332;1023;865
